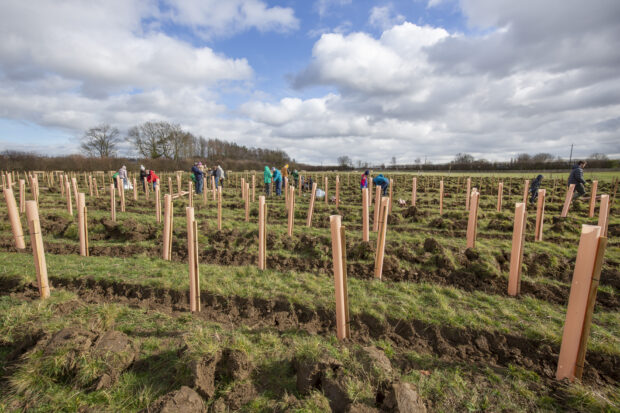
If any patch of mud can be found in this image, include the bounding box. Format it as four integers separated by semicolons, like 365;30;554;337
37;276;620;386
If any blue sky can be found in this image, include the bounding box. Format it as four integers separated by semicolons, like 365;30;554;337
1;0;619;164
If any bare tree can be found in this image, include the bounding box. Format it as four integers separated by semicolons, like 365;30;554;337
531;153;554;162
81;124;121;158
588;153;609;160
337;155;353;168
128;121;174;159
453;153;474;163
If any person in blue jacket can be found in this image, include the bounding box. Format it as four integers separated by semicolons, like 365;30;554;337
568;161;587;201
191;162;204;194
272;167;282;196
373;174;389;195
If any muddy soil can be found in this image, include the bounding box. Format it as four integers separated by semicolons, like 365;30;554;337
4;276;618;387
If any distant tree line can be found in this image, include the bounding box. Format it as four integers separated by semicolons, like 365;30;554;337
80;121;291;166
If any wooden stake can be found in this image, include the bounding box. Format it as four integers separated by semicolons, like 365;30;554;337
168;176;173;195
252;174;256;202
330;215;348;340
287;185;295;236
389;178;394;214
374;197;389;280
89;175;93;197
188;181;193;208
556;225;602;381
65;181;73;216
362;187;369;242
411;177;417;207
217;187;222;230
245;182;250;222
306;182;317;227
535;189;546;242
156;184;161;224
574;236;607;380
25;201;50;299
439;179;444;215
19;179;25;214
324;176;329;205
133;178;137;201
561;184;575;217
373;186;381;232
120;178;126;213
78;193;89;256
497;182;503;212
522;180;530;205
597;195;609;237
4;188;26;249
162;194;173;260
588;180;598;218
340;224;350;339
335;175;340;208
186;207;200;313
110;184;116;222
466;178;471;210
258;196;266;269
203;177;208;205
466;190;480;248
507;203;526;296
145;177;150;200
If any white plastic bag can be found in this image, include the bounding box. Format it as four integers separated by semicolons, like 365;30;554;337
315;188;325;198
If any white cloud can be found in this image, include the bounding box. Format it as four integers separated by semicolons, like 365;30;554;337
368;5;405;30
314;0;352;17
161;0;299;39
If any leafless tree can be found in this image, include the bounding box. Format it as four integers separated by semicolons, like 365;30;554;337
81;124;121;157
453;153;474;163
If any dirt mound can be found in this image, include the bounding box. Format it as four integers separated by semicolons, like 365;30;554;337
189;352;220;399
101;218;156;242
423;238;442;253
293;356;351;412
379;381;427;412
40;214;72;237
141;386;205;413
401;206;425;221
216;348;253;381
348;241;373;260
40;327;135;389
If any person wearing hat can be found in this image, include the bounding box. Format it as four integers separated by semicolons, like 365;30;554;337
360;170;370;190
568;161;587;201
117;165;128;189
529;174;544;203
139;165;148;192
191;162;204;194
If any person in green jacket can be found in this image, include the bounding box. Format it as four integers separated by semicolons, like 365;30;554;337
264;166;273;195
291;169;299;187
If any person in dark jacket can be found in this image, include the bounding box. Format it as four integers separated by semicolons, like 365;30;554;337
139;165;148;191
272;167;282;196
373;174;389;195
191;162;204;194
568;161;587;200
529;174;543;203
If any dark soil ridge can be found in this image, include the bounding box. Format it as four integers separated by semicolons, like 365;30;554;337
1;236;618;312
5;275;618;387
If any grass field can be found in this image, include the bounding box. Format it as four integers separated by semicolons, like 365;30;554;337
0;170;618;412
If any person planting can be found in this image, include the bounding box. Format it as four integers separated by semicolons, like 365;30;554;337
360;170;370;189
146;169;159;190
373;174;389;195
272;167;282;196
529;174;544;203
191;162;204;194
568;160;587;201
264;166;272;195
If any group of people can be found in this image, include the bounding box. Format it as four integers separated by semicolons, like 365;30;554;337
115;160;591;204
190;163;225;194
263;164;299;196
113;165;158;190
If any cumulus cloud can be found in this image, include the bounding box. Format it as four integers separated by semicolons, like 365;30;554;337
277;2;620;163
368;5;405;30
161;0;299;39
314;0;352;17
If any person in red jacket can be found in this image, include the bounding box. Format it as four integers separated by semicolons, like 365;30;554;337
146;169;159;190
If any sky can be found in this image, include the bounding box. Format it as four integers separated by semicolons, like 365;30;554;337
1;0;619;165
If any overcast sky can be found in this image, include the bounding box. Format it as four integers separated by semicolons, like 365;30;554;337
1;0;619;164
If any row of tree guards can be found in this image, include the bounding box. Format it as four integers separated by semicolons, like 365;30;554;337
1;170;615;382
